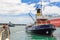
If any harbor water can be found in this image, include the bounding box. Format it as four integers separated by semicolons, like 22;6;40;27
10;25;60;40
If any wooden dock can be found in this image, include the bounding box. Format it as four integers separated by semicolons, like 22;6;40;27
0;27;10;40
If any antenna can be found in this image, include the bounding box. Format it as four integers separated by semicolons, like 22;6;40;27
41;0;43;15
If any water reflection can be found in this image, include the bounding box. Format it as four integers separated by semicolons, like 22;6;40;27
26;33;57;40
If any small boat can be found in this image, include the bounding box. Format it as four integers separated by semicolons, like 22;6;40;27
26;8;56;35
8;22;15;27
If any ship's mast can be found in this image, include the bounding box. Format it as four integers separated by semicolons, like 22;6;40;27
36;0;48;25
36;0;43;19
36;0;48;19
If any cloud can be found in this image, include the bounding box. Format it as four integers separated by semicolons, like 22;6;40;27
0;0;21;4
0;0;36;24
17;3;35;14
38;2;49;6
0;0;35;15
43;6;60;15
0;0;60;24
50;0;60;2
0;16;34;24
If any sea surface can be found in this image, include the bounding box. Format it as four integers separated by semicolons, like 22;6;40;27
10;25;60;40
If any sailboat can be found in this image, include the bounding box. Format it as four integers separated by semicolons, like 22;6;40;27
26;7;56;35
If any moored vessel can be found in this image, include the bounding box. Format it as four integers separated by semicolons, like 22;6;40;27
26;8;56;35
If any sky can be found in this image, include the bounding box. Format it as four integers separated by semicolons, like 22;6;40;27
0;0;60;24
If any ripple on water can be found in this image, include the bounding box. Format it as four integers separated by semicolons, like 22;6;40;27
10;26;60;40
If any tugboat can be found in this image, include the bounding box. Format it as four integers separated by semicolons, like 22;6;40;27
26;8;56;35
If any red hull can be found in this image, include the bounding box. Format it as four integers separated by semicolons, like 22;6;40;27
49;18;60;27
